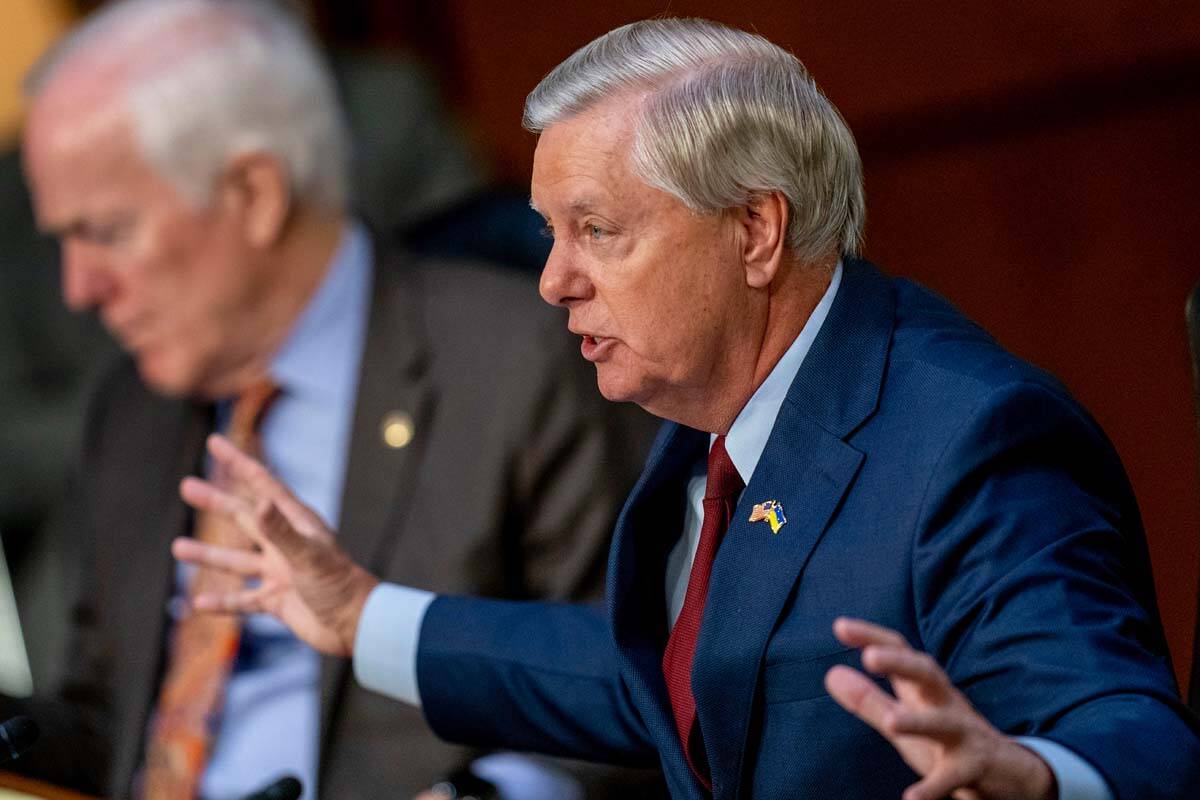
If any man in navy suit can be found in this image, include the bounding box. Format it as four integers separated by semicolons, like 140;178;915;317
175;18;1200;800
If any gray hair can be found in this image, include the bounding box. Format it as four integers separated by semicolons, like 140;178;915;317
524;18;864;261
26;0;349;211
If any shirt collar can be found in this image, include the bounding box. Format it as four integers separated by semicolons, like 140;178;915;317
269;222;372;397
719;261;843;483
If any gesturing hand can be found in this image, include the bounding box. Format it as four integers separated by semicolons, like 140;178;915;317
173;434;379;657
825;618;1056;800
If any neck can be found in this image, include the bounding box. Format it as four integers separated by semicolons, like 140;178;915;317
203;209;347;398
672;257;835;435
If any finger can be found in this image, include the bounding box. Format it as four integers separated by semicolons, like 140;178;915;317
862;645;952;700
886;706;965;741
171;537;263;577
833;617;909;649
903;762;975;800
180;475;247;518
208;435;320;528
192;584;271;615
181;475;276;549
825;664;900;736
208;434;276;486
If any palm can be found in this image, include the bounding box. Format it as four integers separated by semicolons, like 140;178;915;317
174;434;379;657
254;538;350;655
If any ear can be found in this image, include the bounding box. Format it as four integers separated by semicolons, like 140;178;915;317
734;191;788;289
217;152;292;248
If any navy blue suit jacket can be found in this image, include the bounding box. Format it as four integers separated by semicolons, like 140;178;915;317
415;260;1200;799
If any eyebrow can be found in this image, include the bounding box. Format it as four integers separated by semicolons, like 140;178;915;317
528;196;607;218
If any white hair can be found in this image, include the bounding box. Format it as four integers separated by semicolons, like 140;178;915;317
26;0;349;211
524;18;865;261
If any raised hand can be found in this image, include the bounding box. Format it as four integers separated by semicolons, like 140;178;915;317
825;618;1055;800
173;434;379;657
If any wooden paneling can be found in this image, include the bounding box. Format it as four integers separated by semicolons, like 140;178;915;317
438;0;1200;182
865;95;1200;686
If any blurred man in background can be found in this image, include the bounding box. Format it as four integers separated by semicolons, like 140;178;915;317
7;1;658;798
0;0;117;697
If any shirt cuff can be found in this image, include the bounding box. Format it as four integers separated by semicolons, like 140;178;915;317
352;583;435;706
470;753;583;800
1016;736;1113;800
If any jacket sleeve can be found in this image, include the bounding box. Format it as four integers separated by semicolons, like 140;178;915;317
911;379;1200;800
416;595;658;767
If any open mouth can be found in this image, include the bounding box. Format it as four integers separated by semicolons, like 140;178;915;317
580;335;615;361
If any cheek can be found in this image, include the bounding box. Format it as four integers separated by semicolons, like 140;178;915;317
608;271;712;363
144;222;239;321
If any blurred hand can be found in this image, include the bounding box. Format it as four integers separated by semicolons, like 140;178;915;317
173;433;379;657
825;618;1055;800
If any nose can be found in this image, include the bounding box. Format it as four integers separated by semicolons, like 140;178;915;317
538;240;592;309
60;238;117;311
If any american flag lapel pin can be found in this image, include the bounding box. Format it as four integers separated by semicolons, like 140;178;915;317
749;500;787;534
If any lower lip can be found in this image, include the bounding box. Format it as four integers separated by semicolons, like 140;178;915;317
580;335;616;362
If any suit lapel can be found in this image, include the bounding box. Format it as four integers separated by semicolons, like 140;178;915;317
692;260;896;796
692;417;863;796
318;251;435;742
607;422;712;798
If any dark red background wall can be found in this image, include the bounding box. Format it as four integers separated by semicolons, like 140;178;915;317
337;0;1200;688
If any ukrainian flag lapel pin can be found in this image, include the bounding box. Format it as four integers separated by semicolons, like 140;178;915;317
749;500;787;534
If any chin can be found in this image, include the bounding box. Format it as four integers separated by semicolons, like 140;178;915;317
594;365;652;407
136;352;202;398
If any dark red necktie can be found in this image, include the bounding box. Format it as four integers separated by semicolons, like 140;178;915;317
662;434;743;789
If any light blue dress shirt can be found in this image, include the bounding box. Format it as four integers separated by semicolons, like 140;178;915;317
193;223;372;800
354;263;1110;800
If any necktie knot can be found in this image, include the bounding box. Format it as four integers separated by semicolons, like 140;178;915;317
704;434;743;501
226;379;280;451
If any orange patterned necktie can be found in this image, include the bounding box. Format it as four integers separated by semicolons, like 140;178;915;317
142;380;279;800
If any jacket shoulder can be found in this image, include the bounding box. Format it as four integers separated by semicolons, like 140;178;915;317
409;257;563;332
382;254;575;370
886;275;1074;404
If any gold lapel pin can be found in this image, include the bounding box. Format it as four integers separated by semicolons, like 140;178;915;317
381;411;415;449
749;500;787;534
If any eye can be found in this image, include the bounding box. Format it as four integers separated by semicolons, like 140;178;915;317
91;224;125;245
588;224;606;241
539;223;555;240
77;217;135;246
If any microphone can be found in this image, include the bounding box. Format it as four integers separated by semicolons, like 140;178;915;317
241;775;303;800
0;716;38;765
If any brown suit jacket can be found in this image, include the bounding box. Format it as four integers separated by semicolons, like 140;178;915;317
5;250;660;798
